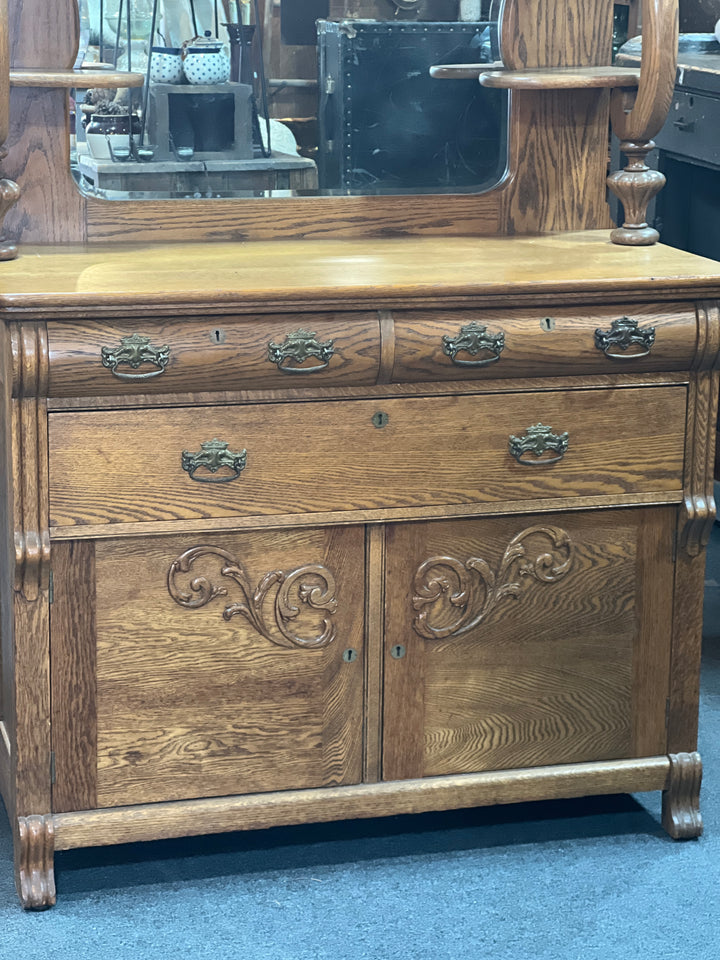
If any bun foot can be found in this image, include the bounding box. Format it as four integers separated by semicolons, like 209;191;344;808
662;752;703;839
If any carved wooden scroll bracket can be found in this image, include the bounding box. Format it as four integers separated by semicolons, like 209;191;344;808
11;322;50;600
608;0;679;245
16;815;56;910
661;752;703;839
679;367;718;557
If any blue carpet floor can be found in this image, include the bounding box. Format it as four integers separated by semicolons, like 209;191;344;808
2;531;720;958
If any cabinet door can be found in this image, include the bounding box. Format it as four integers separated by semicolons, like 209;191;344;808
51;526;365;811
382;508;675;781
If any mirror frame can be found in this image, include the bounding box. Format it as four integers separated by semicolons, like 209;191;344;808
2;0;617;246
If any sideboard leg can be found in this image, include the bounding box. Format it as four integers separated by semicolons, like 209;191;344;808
15;815;56;910
661;752;703;840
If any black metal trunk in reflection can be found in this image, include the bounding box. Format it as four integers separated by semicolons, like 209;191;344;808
317;20;506;194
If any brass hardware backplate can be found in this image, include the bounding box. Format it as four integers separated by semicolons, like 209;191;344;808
101;333;171;380
181;439;247;483
267;328;335;373
509;423;569;465
372;411;390;428
595;317;655;359
442;321;505;367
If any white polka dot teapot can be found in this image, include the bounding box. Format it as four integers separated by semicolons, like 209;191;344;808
181;32;231;85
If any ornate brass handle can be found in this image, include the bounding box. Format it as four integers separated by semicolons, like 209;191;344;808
442;321;505;367
101;333;171;380
595;317;656;360
181;439;247;483
509;423;569;466
267;328;335;374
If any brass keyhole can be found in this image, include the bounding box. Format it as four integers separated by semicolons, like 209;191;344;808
390;644;406;659
210;328;226;344
372;411;390;429
343;648;358;663
540;317;556;332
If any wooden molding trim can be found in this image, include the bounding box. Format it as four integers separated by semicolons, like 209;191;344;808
10;322;50;599
52;756;671;851
679;371;719;557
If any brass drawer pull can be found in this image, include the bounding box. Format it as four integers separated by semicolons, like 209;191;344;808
594;317;655;360
268;328;335;374
509;423;569;466
181;439;247;483
101;333;171;380
442;321;505;367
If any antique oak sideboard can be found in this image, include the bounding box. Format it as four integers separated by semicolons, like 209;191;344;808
2;0;720;911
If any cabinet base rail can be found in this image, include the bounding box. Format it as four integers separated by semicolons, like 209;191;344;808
50;755;690;852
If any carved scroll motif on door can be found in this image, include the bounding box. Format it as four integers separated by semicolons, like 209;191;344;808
167;546;338;648
412;525;574;640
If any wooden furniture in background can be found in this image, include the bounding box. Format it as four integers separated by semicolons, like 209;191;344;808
1;0;717;914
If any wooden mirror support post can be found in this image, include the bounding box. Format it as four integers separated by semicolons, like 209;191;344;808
0;0;19;259
607;0;679;245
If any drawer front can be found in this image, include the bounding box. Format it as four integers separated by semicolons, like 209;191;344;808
391;303;696;382
656;90;720;167
46;312;381;396
48;385;687;529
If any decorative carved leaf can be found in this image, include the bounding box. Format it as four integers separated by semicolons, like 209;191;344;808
412;525;573;640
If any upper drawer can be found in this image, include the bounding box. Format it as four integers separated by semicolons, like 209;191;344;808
391;303;697;382
48;385;686;530
45;312;381;396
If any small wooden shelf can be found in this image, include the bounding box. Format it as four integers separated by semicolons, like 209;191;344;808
430;65;641;89
9;68;145;89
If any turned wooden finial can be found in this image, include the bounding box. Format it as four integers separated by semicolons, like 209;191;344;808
607;0;679;245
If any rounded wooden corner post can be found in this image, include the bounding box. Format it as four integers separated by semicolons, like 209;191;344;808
607;0;678;245
0;0;19;259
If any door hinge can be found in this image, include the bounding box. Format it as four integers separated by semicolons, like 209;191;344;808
50;751;56;785
48;569;54;604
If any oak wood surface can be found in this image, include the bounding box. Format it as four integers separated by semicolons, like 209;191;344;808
50;540;96;813
499;0;614;70
1;235;719;312
478;67;641;89
91;527;365;807
382;509;674;781
390;302;697;382
363;525;385;784
9;69;144;88
45;313;382;398
52;756;672;851
47;492;686;544
47;386;687;528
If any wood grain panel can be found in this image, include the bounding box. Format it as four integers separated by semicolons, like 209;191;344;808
46;312;381;398
363;525;385;783
383;508;674;781
9;0;78;69
50;540;96;814
93;526;365;807
4;88;85;244
48;386;687;528
53;756;671;850
391;302;697;382
500;0;614;69
503;89;613;235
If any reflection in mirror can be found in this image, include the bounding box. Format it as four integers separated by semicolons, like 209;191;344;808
70;0;508;201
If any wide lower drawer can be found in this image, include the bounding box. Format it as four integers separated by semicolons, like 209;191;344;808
391;303;696;381
48;385;687;529
44;312;381;396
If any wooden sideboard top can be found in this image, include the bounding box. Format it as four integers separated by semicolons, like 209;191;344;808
2;231;720;313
